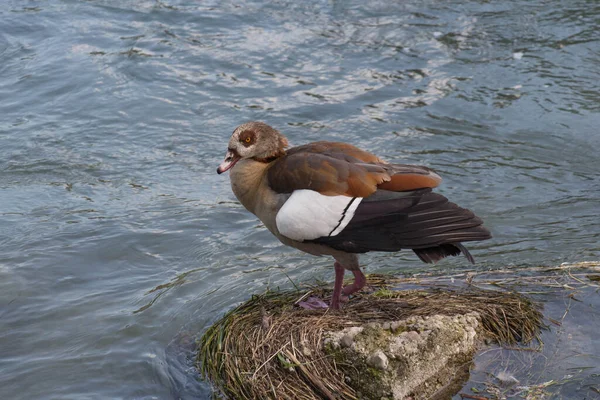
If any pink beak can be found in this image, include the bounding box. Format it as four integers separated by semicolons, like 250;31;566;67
217;150;240;174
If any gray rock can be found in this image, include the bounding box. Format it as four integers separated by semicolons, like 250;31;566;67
390;321;404;333
340;334;354;348
325;326;363;350
367;350;389;370
324;312;482;400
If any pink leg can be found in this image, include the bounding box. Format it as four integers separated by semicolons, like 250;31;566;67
297;262;345;310
342;269;367;296
330;262;346;310
297;262;365;310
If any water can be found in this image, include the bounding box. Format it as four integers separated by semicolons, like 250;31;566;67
1;0;599;398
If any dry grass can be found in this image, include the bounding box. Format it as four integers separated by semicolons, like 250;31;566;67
198;275;544;400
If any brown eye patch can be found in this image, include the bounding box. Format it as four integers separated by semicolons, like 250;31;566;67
239;130;256;147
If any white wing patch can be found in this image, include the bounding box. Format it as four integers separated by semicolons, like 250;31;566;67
276;190;362;241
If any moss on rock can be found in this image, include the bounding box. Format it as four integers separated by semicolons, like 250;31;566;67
324;313;480;399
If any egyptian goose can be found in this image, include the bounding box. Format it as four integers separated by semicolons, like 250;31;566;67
217;122;491;309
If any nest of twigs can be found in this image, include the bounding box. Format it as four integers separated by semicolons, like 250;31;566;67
198;275;543;400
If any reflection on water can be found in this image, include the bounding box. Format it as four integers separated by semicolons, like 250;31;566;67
1;0;599;398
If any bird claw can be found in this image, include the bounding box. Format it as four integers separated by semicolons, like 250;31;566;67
297;296;329;310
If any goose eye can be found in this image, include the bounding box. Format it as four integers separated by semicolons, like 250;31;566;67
245;137;251;143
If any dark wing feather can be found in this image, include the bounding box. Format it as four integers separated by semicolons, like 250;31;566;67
413;243;475;264
309;188;491;263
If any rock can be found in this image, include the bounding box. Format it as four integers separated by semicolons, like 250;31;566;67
390;321;404;334
324;312;481;400
367;350;389;370
340;334;354;348
325;326;363;350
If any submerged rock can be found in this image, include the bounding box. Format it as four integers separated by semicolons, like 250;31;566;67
325;313;481;399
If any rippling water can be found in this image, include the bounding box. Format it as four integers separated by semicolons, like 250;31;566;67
1;1;599;398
